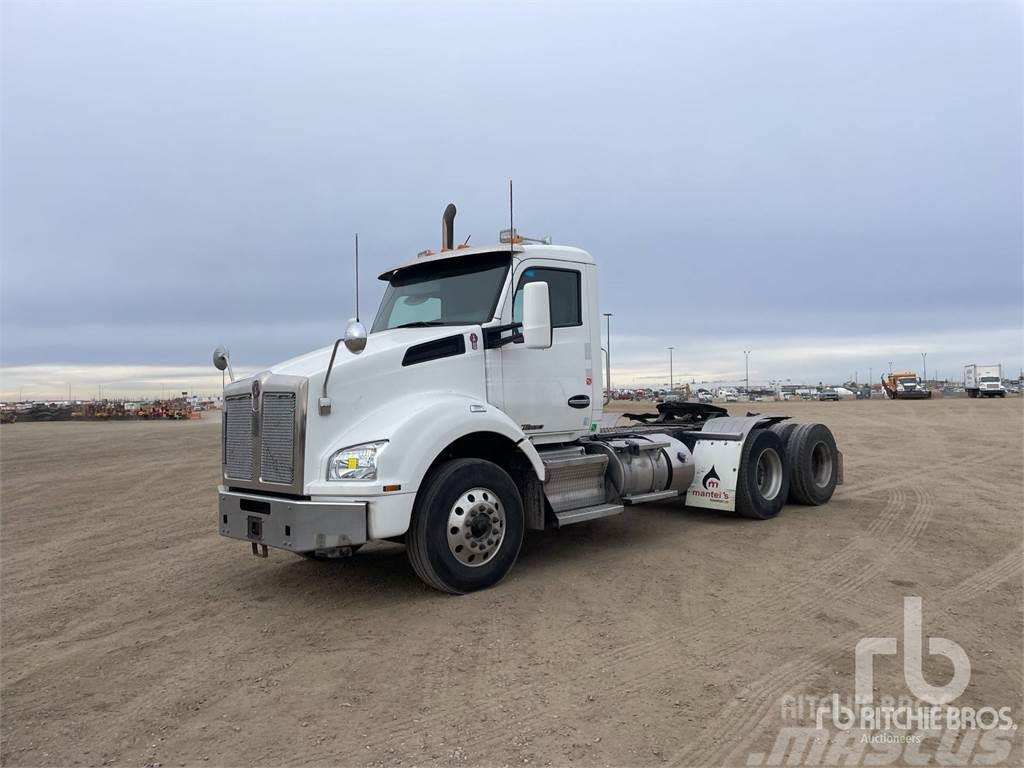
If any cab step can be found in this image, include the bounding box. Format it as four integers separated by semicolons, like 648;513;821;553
554;503;624;527
622;489;679;505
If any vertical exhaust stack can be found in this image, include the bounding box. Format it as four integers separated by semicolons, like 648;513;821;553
441;203;456;251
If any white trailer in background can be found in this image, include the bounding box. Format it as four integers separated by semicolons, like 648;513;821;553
213;203;844;594
964;364;1005;398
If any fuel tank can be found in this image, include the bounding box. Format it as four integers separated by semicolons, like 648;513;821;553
585;433;695;498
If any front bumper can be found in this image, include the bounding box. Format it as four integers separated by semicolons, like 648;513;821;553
218;487;367;553
894;390;930;399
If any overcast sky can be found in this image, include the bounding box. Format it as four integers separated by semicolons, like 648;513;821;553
2;1;1021;397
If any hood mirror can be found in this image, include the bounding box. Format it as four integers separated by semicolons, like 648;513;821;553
321;319;369;416
212;345;234;382
344;319;368;354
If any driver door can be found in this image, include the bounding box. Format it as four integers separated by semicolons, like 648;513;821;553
499;260;595;443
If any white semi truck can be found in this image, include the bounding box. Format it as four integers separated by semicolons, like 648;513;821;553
214;205;843;593
964;364;1006;398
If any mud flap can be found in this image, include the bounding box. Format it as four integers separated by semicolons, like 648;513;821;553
685;438;743;512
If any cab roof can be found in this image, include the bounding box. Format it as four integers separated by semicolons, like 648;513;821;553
378;243;594;281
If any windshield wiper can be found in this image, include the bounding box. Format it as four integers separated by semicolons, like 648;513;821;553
393;321;448;329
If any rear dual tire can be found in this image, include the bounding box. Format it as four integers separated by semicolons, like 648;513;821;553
770;421;841;505
735;429;790;520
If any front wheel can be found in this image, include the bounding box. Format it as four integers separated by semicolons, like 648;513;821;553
406;458;525;594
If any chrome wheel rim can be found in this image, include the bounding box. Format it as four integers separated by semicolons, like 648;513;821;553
446;487;505;567
755;448;783;500
811;442;833;488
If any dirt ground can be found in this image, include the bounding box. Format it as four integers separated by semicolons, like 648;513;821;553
2;397;1022;767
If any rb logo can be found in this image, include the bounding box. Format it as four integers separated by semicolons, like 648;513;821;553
855;596;970;705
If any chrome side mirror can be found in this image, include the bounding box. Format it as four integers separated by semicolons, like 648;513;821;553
321;320;369;416
522;282;552;349
344;319;367;354
212;345;234;381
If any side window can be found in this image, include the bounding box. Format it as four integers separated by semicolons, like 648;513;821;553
387;295;441;326
512;268;582;328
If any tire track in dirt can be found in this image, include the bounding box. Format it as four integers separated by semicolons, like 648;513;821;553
458;487;935;758
669;539;1019;767
394;488;923;759
842;452;989;499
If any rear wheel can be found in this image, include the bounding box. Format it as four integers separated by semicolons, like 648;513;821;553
768;421;798;449
735;429;789;520
786;423;839;505
406;458;524;594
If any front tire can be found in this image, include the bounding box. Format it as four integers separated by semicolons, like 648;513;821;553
407;458;525;594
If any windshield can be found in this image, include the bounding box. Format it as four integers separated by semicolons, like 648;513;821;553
372;253;511;332
897;377;918;384
980;376;1000;383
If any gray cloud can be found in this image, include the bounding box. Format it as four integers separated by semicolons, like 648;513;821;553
2;1;1021;386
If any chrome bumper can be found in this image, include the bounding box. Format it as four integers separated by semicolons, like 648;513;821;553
218;488;367;553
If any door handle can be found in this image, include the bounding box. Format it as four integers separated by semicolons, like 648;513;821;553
568;395;591;409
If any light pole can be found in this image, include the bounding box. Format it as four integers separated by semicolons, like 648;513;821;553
888;361;893;376
743;350;751;394
603;312;613;396
668;347;674;392
921;352;927;383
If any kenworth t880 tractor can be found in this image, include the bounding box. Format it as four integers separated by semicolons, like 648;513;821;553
215;204;843;593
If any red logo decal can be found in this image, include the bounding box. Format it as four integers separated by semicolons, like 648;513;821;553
469;333;478;350
586;377;592;386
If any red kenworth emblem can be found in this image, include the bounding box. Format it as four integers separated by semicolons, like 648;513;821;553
251;380;261;412
469;333;478;350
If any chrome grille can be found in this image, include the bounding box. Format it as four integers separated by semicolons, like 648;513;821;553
222;374;306;494
259;392;295;484
224;395;254;480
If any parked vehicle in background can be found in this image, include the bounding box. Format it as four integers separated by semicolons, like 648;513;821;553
697;390;714;403
881;373;931;400
818;389;840;401
964;364;1006;398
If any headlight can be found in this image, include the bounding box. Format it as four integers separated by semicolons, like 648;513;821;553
327;440;387;481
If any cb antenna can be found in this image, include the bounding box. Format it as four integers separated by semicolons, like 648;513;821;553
508;179;514;256
354;233;360;322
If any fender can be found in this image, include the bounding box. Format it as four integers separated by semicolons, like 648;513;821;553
686;415;783;512
378;392;545;492
306;390;544;499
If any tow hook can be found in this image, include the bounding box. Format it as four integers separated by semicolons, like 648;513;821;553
251;542;269;558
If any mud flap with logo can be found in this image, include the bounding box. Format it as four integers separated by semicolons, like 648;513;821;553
685;438;743;512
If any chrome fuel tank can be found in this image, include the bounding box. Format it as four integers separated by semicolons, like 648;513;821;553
585;433;695;498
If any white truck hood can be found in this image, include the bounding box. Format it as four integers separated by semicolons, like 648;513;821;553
268;326;477;379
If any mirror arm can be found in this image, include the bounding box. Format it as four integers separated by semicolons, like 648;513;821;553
319;338;343;416
483;322;523;349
